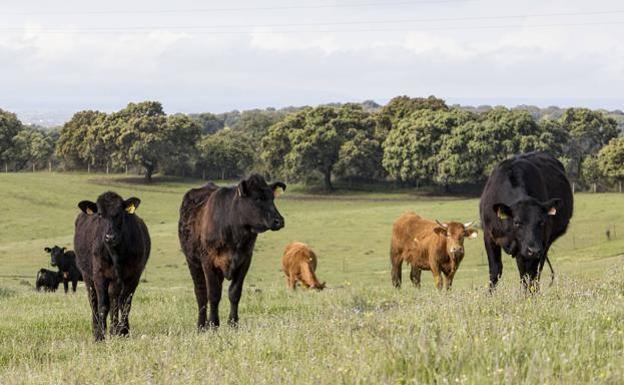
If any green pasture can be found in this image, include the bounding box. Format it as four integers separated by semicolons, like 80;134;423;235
0;173;622;384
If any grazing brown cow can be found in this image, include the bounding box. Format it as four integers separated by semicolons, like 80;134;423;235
179;174;286;330
390;212;478;290
282;242;325;290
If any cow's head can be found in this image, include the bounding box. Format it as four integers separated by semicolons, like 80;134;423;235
492;198;562;260
433;221;478;267
235;174;286;233
78;192;141;248
44;245;65;267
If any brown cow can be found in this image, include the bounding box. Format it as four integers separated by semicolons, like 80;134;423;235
179;174;286;330
282;242;325;290
390;212;478;290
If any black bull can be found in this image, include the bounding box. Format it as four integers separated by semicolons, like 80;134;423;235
479;152;573;288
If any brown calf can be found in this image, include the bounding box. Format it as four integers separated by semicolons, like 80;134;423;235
282;242;325;290
390;212;478;290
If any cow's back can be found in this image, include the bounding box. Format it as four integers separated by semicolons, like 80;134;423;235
282;242;317;272
480;152;573;242
391;212;437;253
178;182;219;257
73;213;99;278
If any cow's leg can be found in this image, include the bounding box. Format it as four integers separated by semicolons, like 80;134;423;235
228;256;252;327
93;276;110;341
391;255;402;288
286;273;296;290
85;279;99;340
409;265;421;287
108;280;122;336
117;278;140;336
430;265;443;290
187;259;208;330
63;279;69;294
204;264;223;329
444;270;456;290
72;280;78;292
484;235;503;290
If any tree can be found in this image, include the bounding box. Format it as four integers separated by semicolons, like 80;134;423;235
560;108;618;183
189;112;225;135
382;108;472;185
598;138;624;192
56;110;107;170
262;104;378;190
112;101;169;182
163;114;202;176
231;109;284;141
581;155;602;193
197;129;255;179
0;109;23;170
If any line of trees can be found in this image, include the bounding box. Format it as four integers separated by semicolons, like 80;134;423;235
0;96;622;191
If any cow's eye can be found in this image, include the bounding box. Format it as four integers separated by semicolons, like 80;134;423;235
538;220;545;227
513;221;521;228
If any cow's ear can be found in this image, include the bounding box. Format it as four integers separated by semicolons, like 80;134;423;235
493;203;512;220
124;197;141;214
44;247;51;253
543;198;562;216
237;180;249;197
270;182;286;197
465;228;478;239
433;226;447;236
78;201;97;215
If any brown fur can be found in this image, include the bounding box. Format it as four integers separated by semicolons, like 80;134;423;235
282;242;325;290
178;175;285;329
390;212;477;290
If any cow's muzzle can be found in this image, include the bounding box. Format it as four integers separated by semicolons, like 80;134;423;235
270;216;285;231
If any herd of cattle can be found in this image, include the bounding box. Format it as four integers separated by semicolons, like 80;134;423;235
32;151;573;341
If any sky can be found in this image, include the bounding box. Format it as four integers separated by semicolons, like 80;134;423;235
1;0;624;123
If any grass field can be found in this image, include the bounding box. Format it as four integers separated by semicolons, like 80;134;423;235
0;173;623;384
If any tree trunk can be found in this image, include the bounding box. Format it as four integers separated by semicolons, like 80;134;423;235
87;164;91;173
32;163;35;173
323;167;333;191
106;163;109;174
48;161;52;173
145;165;154;182
619;181;622;193
572;181;576;194
125;164;128;175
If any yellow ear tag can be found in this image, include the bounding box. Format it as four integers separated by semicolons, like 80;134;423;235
497;210;508;220
86;208;94;215
126;204;136;214
274;187;284;198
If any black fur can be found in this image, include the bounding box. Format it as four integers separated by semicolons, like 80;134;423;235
35;268;61;292
74;191;151;341
480;152;573;289
45;246;83;293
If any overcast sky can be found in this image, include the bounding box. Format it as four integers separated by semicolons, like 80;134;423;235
1;0;623;119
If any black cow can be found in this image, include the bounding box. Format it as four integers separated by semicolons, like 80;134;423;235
45;246;83;293
74;192;151;341
35;268;61;292
480;152;573;289
179;174;286;330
